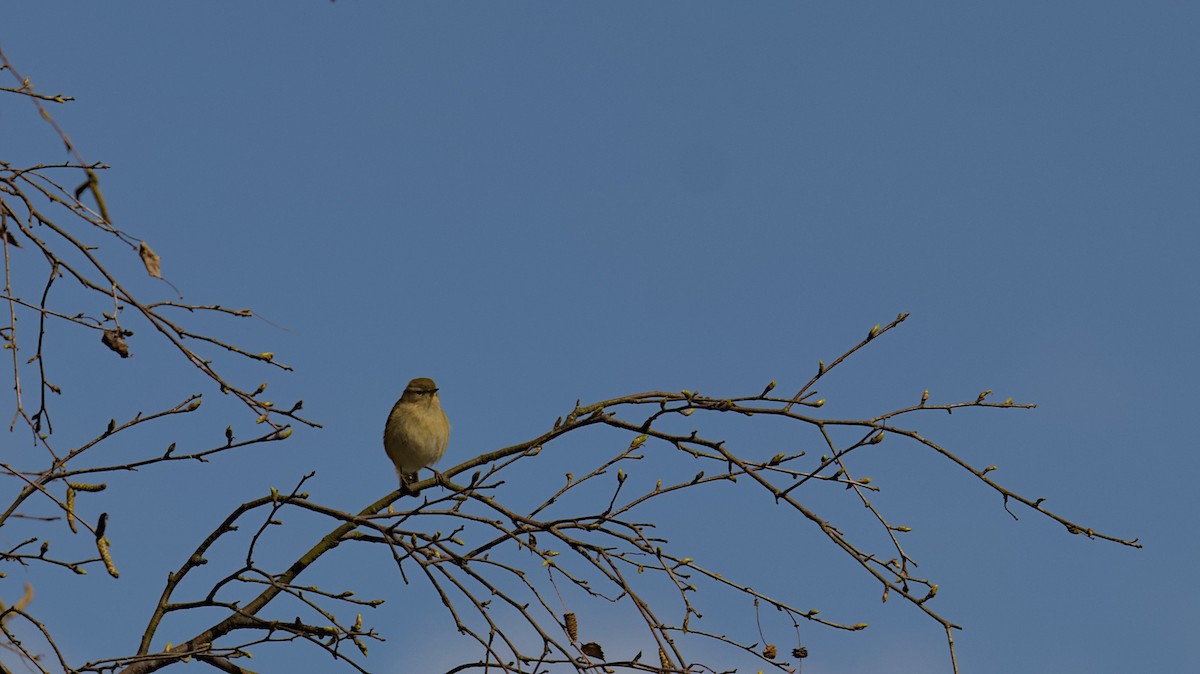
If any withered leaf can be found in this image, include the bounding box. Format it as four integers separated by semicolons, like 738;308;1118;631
12;583;33;613
139;242;162;279
580;642;605;659
0;226;21;248
101;330;130;358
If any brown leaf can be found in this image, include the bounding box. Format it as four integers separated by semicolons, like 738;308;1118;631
139;241;162;279
0;226;21;248
1;583;35;626
101;330;130;358
13;583;33;612
580;642;605;659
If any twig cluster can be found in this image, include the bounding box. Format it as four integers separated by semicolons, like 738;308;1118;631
73;312;1137;674
0;45;314;672
0;47;1139;674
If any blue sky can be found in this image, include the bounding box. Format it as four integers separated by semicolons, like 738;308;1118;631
2;3;1196;672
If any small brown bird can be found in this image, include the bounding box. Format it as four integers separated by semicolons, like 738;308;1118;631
383;377;450;490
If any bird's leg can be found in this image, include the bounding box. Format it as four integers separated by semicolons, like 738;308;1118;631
400;471;420;497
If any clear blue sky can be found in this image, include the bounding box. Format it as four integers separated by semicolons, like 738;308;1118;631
2;3;1196;672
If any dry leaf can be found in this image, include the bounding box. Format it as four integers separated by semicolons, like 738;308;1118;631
580;642;605;659
13;583;33;612
101;330;130;358
0;226;21;248
0;583;35;626
139;242;162;279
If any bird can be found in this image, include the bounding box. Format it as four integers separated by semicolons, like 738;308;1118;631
383;377;450;492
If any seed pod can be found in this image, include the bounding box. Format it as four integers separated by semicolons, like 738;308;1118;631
68;482;107;492
66;487;77;533
564;612;578;642
97;537;119;578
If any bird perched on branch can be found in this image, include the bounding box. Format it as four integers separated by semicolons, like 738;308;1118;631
383;377;450;492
